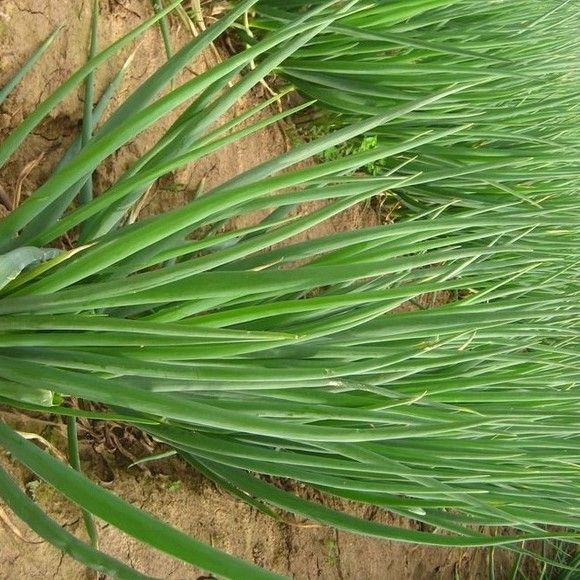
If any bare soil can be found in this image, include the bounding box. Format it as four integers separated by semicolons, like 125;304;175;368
0;2;534;578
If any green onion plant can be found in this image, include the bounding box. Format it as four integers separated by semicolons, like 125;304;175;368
0;1;578;577
254;0;580;211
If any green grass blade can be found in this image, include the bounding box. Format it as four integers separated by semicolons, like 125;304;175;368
0;464;149;580
0;27;61;105
0;423;284;580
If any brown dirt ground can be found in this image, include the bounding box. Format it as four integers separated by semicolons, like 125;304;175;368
0;2;541;579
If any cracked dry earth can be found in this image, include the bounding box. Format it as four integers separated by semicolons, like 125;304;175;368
0;1;541;578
